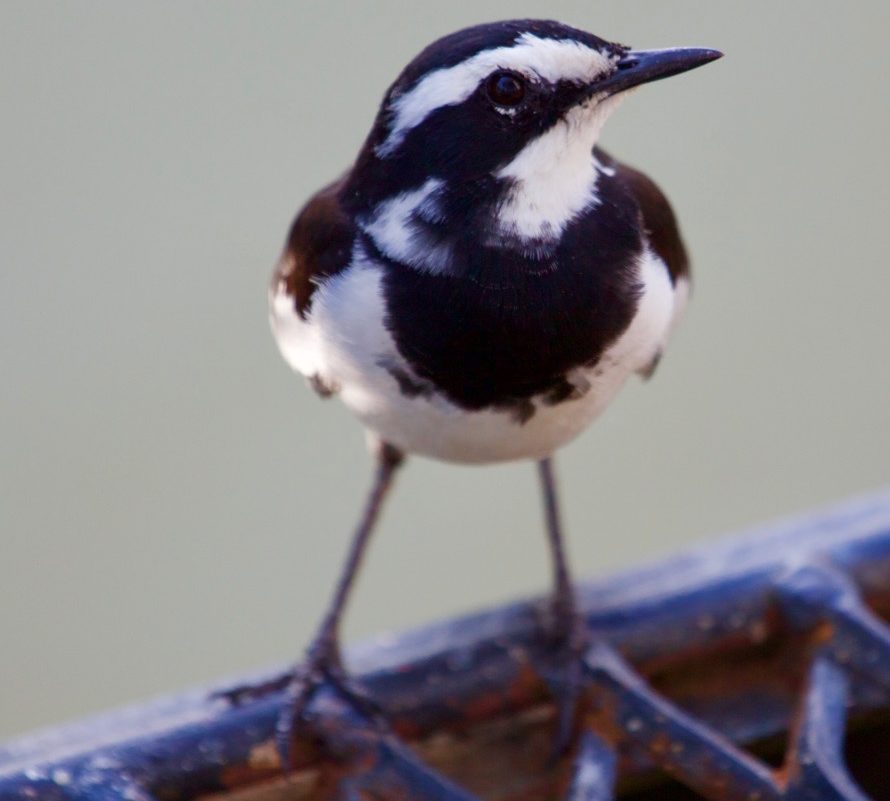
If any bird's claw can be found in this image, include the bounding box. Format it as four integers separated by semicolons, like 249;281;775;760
214;640;387;774
276;646;386;772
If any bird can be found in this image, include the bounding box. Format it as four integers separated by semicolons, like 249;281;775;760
266;18;721;758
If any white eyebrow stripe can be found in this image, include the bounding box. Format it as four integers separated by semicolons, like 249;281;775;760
377;33;615;158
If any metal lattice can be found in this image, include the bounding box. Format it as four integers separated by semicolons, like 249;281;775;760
3;491;890;800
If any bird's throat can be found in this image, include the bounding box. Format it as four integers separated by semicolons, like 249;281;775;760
493;95;624;244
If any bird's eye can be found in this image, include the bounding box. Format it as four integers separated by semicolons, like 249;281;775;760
486;71;526;107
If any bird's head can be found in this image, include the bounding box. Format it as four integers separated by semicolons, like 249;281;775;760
345;20;720;270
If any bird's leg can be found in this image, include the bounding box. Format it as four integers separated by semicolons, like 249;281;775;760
274;441;404;767
537;457;588;755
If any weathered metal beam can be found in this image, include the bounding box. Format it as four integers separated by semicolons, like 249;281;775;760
2;490;890;800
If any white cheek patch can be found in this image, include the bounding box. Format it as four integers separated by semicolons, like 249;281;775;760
495;93;625;241
378;33;616;157
361;178;454;274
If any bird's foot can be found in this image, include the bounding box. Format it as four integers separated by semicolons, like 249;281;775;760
538;595;590;758
274;638;386;771
215;636;386;772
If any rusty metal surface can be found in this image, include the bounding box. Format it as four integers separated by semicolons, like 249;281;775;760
3;490;890;800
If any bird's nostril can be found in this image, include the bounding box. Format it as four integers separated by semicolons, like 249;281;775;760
617;57;638;70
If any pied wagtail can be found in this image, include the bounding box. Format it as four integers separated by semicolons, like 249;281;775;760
265;19;721;758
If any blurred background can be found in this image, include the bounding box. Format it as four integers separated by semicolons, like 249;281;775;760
2;1;888;740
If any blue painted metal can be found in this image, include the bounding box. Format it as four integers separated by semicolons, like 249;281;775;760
309;688;479;801
584;641;777;800
2;490;890;800
567;731;617;801
785;656;867;801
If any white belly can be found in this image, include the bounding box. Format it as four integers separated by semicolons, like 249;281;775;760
270;246;679;464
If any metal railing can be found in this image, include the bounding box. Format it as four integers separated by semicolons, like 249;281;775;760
3;490;890;800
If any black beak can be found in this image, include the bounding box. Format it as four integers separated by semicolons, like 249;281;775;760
586;47;723;100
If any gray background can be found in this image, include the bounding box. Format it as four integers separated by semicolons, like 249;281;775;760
2;1;888;739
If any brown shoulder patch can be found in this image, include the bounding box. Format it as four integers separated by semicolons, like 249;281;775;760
272;175;354;318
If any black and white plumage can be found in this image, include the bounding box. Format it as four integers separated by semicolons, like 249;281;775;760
270;21;708;463
263;19;720;760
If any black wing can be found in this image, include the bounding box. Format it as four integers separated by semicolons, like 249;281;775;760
596;147;690;286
